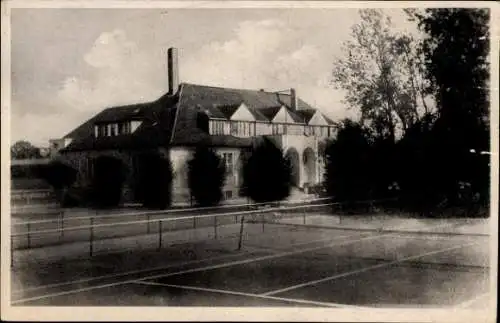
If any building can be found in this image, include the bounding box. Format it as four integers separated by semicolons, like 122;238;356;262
57;47;337;203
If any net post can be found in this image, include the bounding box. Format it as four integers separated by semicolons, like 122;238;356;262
27;222;31;248
237;216;245;251
158;220;163;250
60;210;65;239
11;234;14;268
214;216;218;239
89;217;94;257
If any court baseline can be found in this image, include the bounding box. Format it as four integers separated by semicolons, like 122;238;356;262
261;241;479;296
131;281;368;308
12;231;361;296
12;223;482;305
11;230;396;304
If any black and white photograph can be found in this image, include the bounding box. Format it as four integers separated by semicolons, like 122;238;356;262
1;1;498;322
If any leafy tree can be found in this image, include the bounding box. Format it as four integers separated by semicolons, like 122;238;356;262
37;161;77;204
395;113;440;214
332;9;431;139
90;156;127;208
187;145;226;207
242;137;291;203
11;141;42;160
324;120;372;209
411;8;490;207
134;151;173;209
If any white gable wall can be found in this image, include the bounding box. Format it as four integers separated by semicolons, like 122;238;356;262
230;103;256;121
272;106;296;123
308;111;329;126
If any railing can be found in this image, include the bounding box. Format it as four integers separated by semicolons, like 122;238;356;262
10;197;402;267
10;199;356;266
11;196;333;225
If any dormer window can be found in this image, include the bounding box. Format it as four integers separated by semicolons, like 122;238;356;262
94;120;142;138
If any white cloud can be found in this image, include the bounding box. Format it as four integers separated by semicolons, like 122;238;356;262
180;18;349;120
57;29;165;114
12;19;354;146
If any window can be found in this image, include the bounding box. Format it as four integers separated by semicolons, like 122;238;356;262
224;190;233;200
222;153;234;176
95;121;141;137
230;122;238;135
210;120;226;135
110;123;118;136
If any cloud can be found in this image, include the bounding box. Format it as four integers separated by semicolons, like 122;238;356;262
180;18;350;121
11;18;356;146
56;29;165;113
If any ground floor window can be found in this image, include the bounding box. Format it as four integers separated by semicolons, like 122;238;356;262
222;152;234;176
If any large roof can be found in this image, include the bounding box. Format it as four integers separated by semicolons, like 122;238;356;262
62;83;335;152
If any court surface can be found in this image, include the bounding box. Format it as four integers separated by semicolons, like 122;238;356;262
11;218;492;308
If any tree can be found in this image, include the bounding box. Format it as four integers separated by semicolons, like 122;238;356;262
412;9;490;207
332;9;431;140
37;161;77;204
90;156;127;208
395;113;440;214
134;151;173;209
241;138;291;203
187;145;226;207
324;120;372;209
11;141;42;160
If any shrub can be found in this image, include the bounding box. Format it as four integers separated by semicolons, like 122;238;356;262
188;145;226;207
241;138;291;203
134;151;173;209
38;161;77;190
37;161;77;204
90;155;127;208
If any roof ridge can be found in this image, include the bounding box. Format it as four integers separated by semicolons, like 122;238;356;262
181;82;292;96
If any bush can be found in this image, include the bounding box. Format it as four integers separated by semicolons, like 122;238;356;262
134;151;173;209
37;161;78;204
90;155;127;208
241;138;291;203
37;161;77;190
188;145;226;207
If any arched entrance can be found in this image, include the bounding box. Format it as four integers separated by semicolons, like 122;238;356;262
285;148;300;187
303;147;316;187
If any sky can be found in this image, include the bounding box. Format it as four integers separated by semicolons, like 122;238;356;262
9;6;419;147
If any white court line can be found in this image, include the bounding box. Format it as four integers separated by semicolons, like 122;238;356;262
11;251;250;295
455;292;491;308
11;221;471;304
12;231;362;295
131;281;367;309
11;231;388;304
262;241;480;296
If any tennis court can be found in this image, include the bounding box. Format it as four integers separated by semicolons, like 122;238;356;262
11;207;492;308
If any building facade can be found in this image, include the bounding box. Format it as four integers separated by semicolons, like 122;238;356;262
56;47;336;203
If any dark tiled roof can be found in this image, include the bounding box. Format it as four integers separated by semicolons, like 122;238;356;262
62;82;334;152
295;109;316;123
217;104;241;119
258;106;282;120
62;93;178;152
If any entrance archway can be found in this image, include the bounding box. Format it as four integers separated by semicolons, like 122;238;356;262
285;148;300;187
303;147;316;186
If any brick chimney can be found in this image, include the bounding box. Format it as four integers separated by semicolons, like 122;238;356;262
290;88;298;111
168;47;179;95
